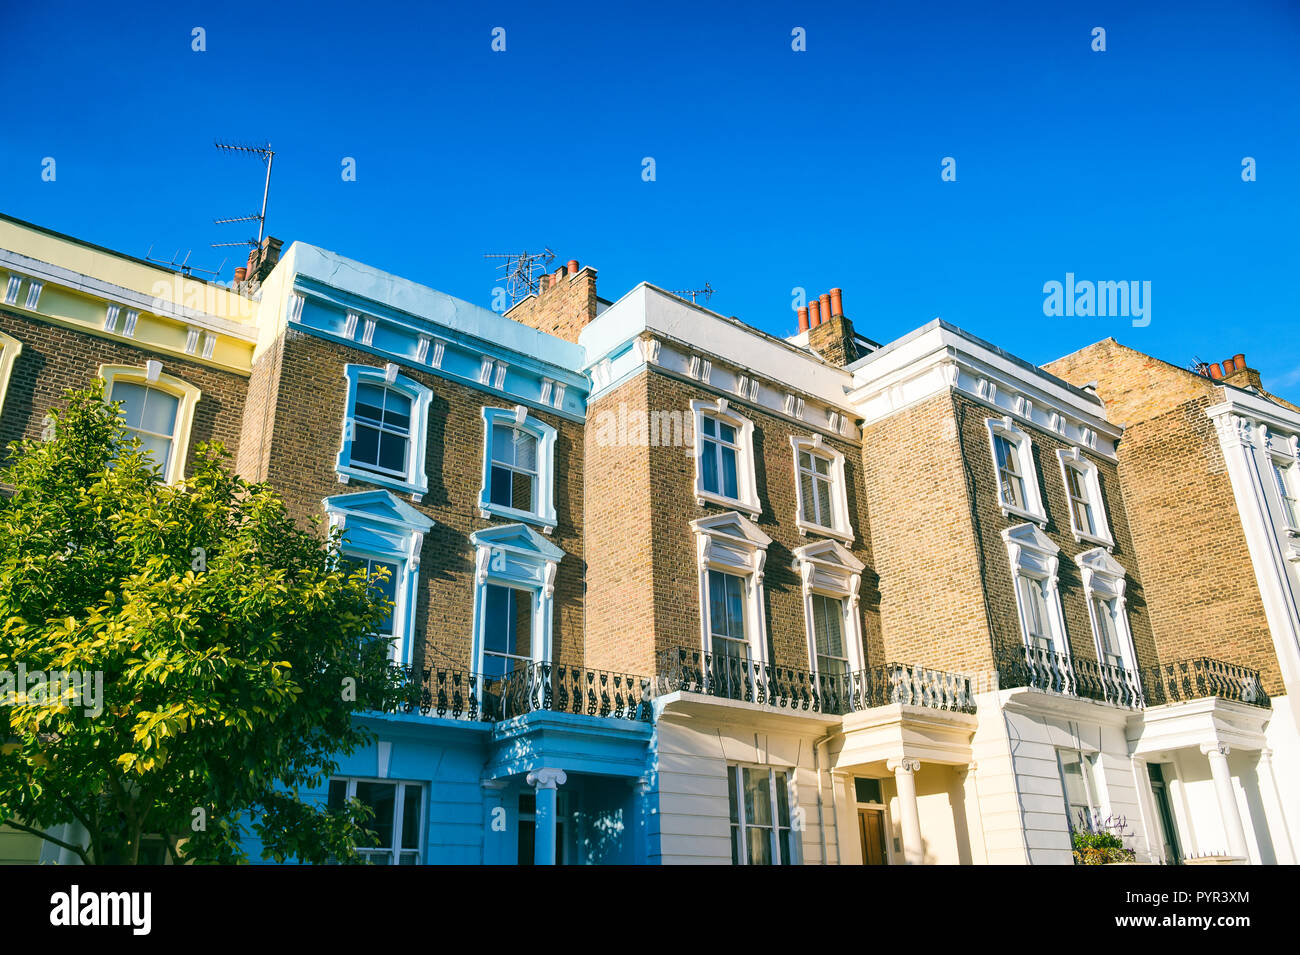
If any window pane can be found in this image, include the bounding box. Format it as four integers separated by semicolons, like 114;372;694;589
492;423;514;465
743;768;772;826
353;423;380;466
747;826;772;865
378;431;408;473
701;441;719;494
110;381;148;429
702;416;717;439
721;445;739;499
512;470;535;512
135;433;173;473
355;384;386;423
327;779;348;811
774;772;790;826
724;574;745;639
355;782;396;849
490;464;513;506
719;421;737;444
139;388;179;435
401;785;422;850
813;476;832;526
514;431;537;471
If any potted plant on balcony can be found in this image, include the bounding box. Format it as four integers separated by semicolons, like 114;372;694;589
1071;812;1139;865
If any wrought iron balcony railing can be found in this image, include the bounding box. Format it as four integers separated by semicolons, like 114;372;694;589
387;664;652;723
654;647;977;715
494;663;652;722
1141;657;1269;709
995;644;1143;708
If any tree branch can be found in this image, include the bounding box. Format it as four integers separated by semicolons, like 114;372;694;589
0;817;92;865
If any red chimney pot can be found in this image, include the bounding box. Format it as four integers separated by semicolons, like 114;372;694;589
234;266;247;283
829;287;843;317
819;293;832;322
567;259;579;275
808;299;821;326
797;306;809;332
1208;363;1225;380
1233;353;1246;372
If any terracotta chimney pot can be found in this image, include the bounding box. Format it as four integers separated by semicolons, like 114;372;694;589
798;306;809;332
808;299;821;326
829;287;843;317
1208;363;1224;380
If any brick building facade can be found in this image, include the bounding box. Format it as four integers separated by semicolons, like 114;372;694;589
2;214;1296;866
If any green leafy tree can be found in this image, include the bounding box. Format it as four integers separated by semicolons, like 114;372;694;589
0;383;407;863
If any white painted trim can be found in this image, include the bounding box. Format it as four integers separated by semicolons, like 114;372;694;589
691;397;762;518
98;363;201;485
789;434;855;543
0;330;21;419
1057;447;1114;548
987;416;1048;524
692;511;772;667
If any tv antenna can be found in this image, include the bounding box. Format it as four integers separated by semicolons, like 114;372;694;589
483;248;556;307
211;140;275;251
143;245;227;279
669;282;714;305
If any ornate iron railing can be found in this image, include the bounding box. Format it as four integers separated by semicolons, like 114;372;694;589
995;644;1143;708
387;664;651;722
654;648;977;715
1141;658;1269;709
495;663;652;722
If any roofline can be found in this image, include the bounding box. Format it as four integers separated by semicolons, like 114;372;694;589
0;211;238;289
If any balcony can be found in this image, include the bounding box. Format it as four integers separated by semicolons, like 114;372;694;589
1141;658;1269;709
654;647;977;715
389;664;652;723
995;644;1143;708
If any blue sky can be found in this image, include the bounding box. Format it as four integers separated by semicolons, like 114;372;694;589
2;0;1297;396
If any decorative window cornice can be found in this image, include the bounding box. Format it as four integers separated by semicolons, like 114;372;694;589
691;511;772;667
323;489;433;667
792;538;866;676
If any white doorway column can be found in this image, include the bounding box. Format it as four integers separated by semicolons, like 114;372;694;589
888;757;924;864
1200;743;1249;860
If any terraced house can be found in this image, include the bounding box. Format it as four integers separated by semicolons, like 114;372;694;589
1;212;1295;865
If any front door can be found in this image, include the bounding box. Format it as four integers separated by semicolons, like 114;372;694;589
1147;763;1181;864
858;809;888;865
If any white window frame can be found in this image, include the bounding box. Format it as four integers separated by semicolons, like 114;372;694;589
726;763;798;865
1057;448;1113;547
0;330;22;419
471;523;565;688
100;362;202;486
1056;749;1103;833
327;776;426;865
792;539;866;680
1003;522;1070;658
1076;547;1139;675
336;363;432;501
324;490;433;668
1268;451;1300;535
986;416;1047;524
478;405;558;533
789;435;854;543
692;512;772;667
691;397;761;518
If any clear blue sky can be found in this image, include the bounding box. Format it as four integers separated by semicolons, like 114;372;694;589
2;1;1297;396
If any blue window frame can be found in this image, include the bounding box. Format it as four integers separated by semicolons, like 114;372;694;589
478;406;557;531
337;364;432;500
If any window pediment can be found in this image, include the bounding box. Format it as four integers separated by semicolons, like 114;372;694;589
692;511;770;580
